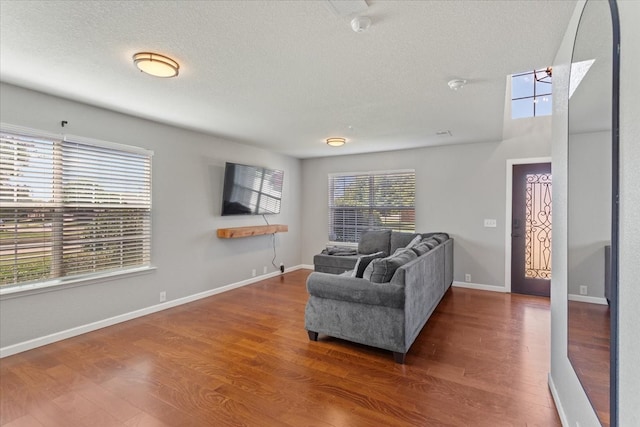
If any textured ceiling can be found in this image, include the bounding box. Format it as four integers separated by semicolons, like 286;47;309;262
0;0;577;159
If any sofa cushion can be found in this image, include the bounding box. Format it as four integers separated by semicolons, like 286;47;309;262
352;251;386;278
405;234;422;249
363;248;417;283
322;246;357;256
305;272;405;309
313;253;359;273
431;233;450;243
423;238;439;249
390;232;419;254
411;241;432;256
358;229;392;255
421;232;449;239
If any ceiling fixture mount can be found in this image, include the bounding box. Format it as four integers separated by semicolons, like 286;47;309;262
447;79;467;91
326;0;369;17
535;66;553;82
133;52;179;78
326;137;346;147
351;16;372;33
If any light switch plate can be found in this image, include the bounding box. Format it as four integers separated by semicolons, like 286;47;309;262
484;219;497;228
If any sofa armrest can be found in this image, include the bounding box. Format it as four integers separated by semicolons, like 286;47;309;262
306;272;405;309
313;253;359;274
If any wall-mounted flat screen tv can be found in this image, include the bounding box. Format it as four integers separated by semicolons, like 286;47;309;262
221;162;284;216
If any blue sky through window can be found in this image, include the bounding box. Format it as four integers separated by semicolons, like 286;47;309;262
511;68;552;119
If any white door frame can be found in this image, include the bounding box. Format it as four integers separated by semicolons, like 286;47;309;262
505;157;552;292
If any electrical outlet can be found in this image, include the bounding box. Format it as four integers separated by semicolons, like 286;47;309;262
484;219;497;228
280;262;285;273
465;274;471;282
263;266;268;274
580;285;588;295
252;269;256;277
159;291;166;302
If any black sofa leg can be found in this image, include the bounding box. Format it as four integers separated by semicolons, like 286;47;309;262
307;331;318;341
393;352;406;364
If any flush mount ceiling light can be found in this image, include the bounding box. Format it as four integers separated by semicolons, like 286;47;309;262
133;52;179;78
326;137;346;147
351;16;372;33
447;79;467;91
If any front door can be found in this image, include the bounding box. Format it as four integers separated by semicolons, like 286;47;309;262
511;163;552;296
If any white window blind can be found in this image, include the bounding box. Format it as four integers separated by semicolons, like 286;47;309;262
0;127;152;288
328;170;415;243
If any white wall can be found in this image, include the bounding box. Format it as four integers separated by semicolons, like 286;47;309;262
617;0;640;423
301;117;551;290
0;83;302;350
550;1;640;425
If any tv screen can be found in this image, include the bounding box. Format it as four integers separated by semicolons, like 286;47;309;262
221;162;284;216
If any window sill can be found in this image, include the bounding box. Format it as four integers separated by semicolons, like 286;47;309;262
0;266;157;300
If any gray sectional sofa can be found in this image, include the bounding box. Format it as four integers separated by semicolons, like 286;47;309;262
305;230;453;363
313;230;445;274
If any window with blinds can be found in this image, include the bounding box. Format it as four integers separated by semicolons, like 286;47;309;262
0;126;152;289
328;170;415;243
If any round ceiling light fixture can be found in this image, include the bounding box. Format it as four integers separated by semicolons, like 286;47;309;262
133;52;180;78
447;79;467;91
351;16;372;33
326;137;346;147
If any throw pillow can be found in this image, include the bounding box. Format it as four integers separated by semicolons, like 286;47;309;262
358;229;391;255
351;251;386;278
411;241;432;256
363;249;417;283
405;234;422;249
393;247;406;256
431;233;449;243
390;232;419;253
424;238;438;249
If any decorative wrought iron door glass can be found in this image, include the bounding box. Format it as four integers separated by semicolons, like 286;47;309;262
524;173;552;279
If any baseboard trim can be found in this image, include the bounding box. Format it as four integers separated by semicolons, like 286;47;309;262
300;264;314;270
1;264;310;358
452;281;507;293
568;294;608;305
548;373;569;427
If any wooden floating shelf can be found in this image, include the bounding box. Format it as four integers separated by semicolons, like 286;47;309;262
217;224;288;239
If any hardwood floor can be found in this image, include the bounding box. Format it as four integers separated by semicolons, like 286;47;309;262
0;269;560;426
568;300;611;426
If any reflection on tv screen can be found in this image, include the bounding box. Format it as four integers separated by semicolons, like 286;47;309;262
221;163;283;216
